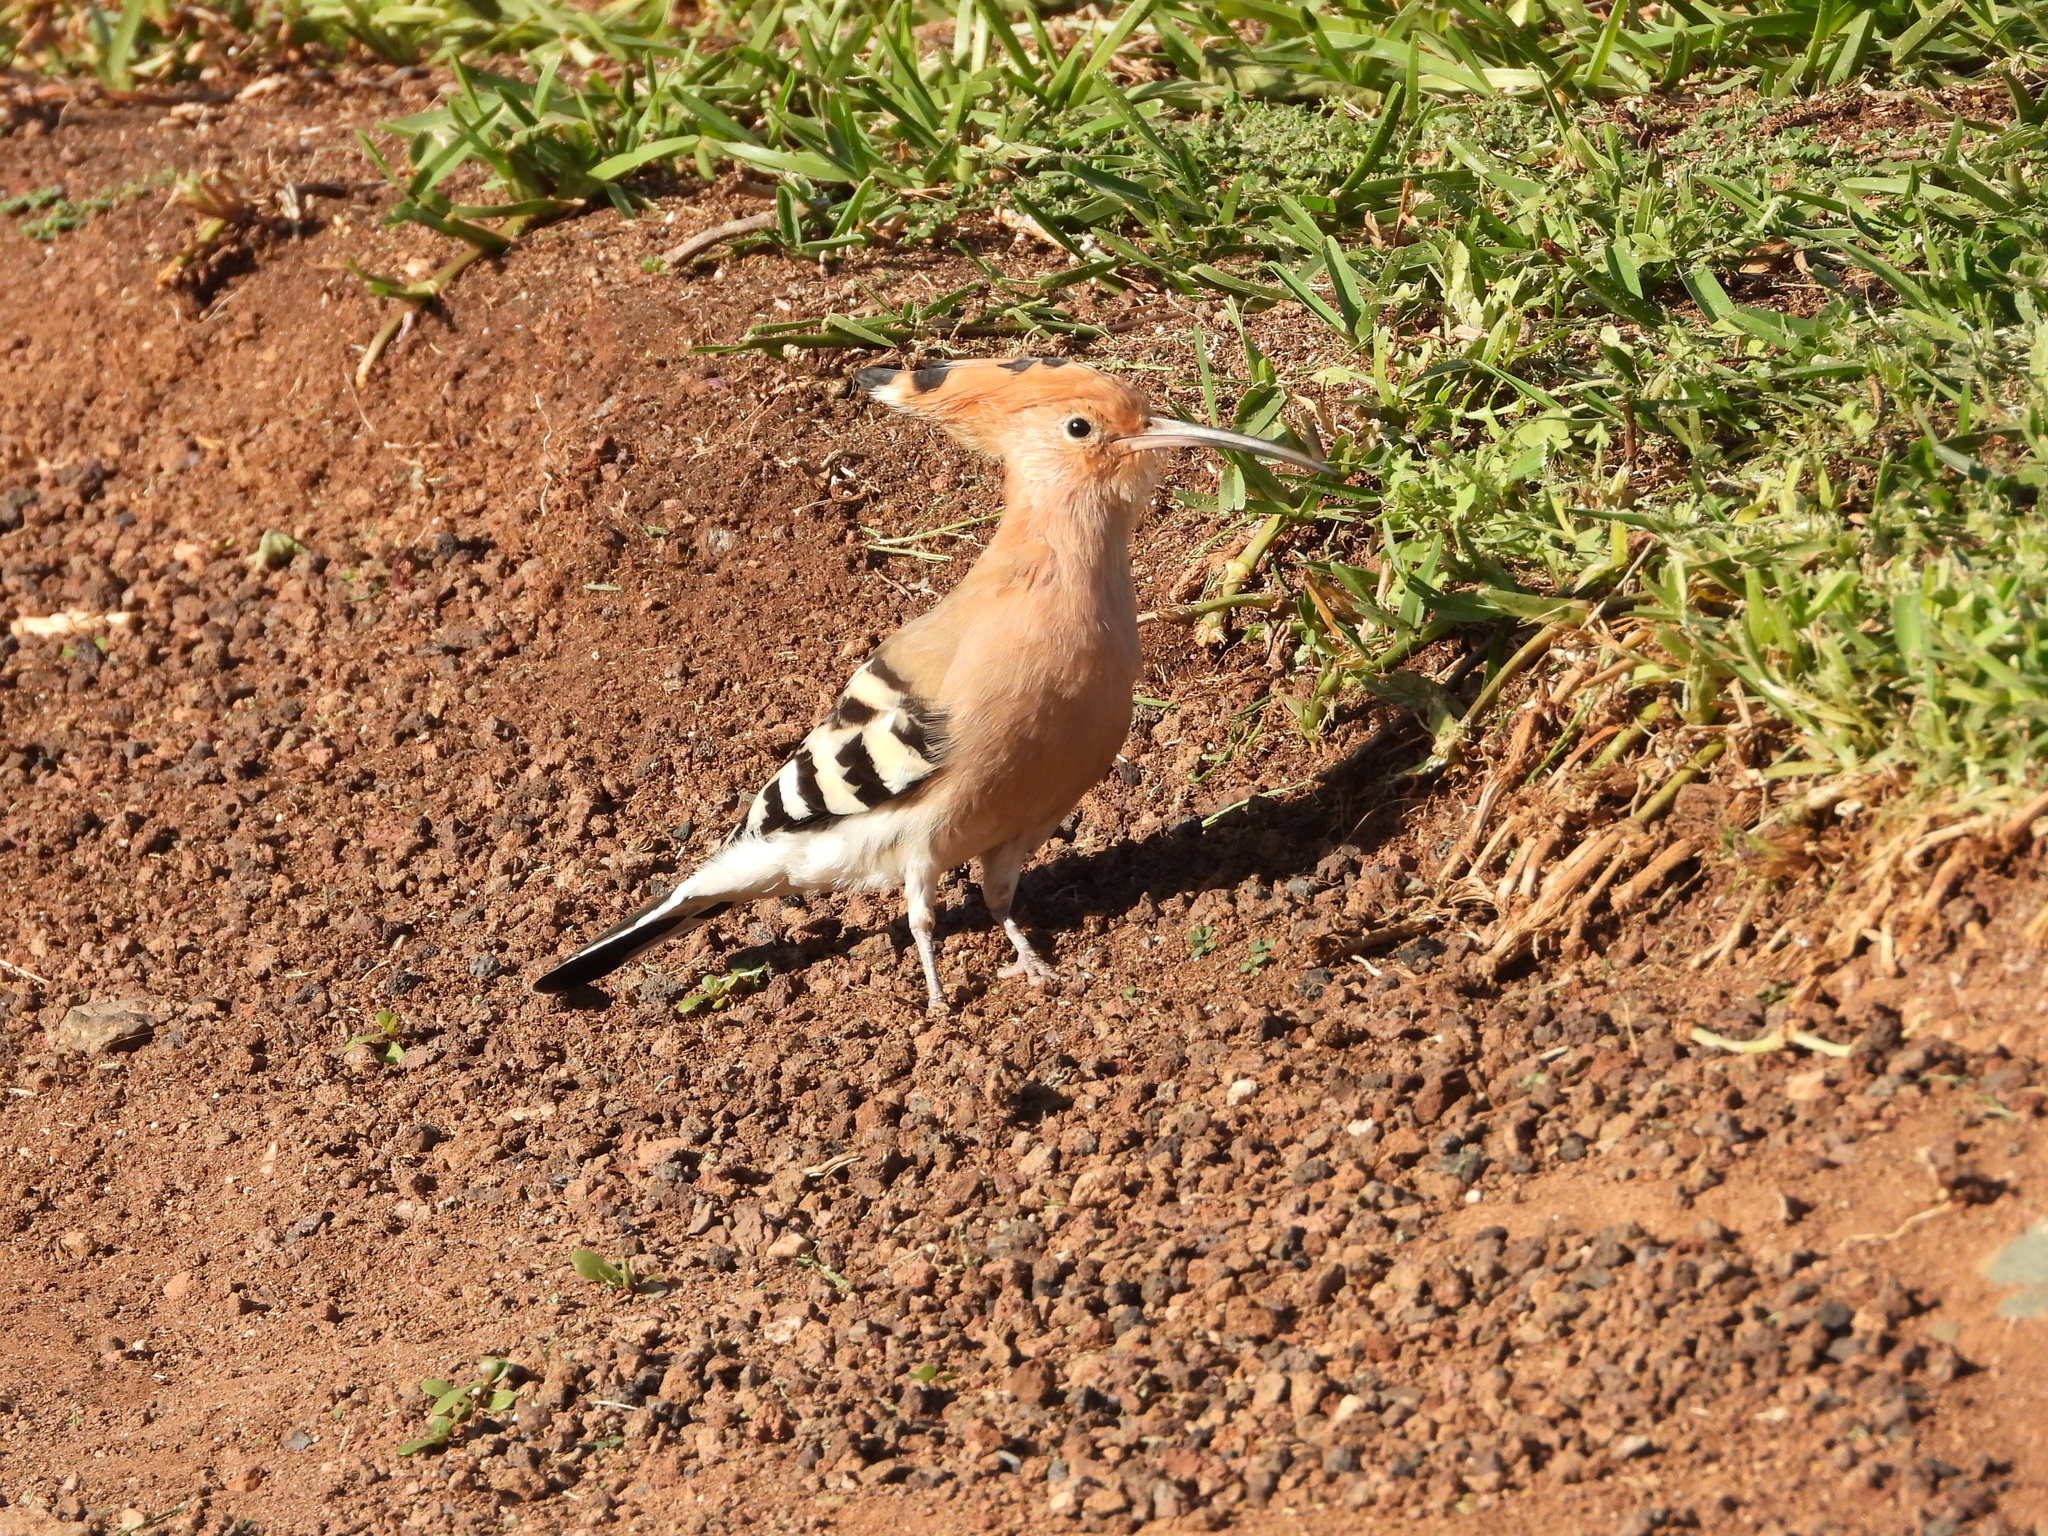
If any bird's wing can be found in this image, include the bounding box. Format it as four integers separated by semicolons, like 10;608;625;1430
738;656;951;838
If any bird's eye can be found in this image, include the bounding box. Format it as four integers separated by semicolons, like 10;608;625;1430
1064;417;1093;440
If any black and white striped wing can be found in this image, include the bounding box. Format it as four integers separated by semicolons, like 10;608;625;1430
740;658;949;838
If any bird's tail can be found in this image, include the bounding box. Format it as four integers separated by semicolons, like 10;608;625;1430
532;881;733;994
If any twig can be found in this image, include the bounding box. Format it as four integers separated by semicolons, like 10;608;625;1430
1904;815;1994;869
1435;771;1509;882
1572;828;1650;919
1688;892;1759;970
1466;812;1523;882
1689;1024;1783;1054
1515;826;1564;903
1839;1200;1954;1248
1324;917;1440;960
1914;839;1980;918
0;957;52;987
1997;785;2048;853
660;210;778;266
1484;825;1626;968
1610;838;1700;915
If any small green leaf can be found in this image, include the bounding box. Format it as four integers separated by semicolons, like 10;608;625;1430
250;530;307;571
571;1249;628;1288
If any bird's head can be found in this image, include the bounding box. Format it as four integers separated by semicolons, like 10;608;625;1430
854;357;1326;515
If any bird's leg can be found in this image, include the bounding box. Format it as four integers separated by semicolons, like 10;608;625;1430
978;838;1058;987
999;919;1059;986
904;866;948;1016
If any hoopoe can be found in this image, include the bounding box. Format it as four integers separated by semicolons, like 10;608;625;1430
535;356;1325;1012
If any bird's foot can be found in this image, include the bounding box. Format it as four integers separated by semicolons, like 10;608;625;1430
924;989;953;1018
997;957;1060;986
998;921;1060;987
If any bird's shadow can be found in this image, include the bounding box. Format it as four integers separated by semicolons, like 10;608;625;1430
547;723;1427;1012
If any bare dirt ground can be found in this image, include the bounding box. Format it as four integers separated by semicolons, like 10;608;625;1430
1;72;2044;1536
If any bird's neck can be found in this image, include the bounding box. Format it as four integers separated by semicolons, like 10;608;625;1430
986;460;1145;594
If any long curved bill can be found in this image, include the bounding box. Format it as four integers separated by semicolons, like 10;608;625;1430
1118;417;1331;475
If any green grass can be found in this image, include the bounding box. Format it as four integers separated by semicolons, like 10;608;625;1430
0;171;166;239
9;0;2048;804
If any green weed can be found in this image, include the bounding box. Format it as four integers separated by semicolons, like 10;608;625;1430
343;1009;406;1067
395;1357;519;1455
3;173;165;240
570;1247;637;1290
675;960;768;1014
795;1253;855;1293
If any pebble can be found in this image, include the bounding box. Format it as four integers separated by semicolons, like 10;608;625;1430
48;999;158;1055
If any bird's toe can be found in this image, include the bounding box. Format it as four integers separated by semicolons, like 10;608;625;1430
998;958;1060;987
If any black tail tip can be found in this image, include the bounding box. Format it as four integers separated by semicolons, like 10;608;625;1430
532;958;598;995
852;366;900;396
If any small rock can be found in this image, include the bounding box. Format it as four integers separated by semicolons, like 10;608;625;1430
1291;1156;1334;1186
489;1468;548;1502
285;1210;331;1242
891;1256;939;1293
469;952;506;982
765;1229;815;1261
1412;1069;1468;1125
1221;1295;1281;1341
1065;1165;1122;1210
1082;1486;1130;1517
49;999;157;1055
1227;1078;1260;1106
1007;1358;1057;1407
